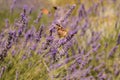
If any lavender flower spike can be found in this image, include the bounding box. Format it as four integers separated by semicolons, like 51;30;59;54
117;34;120;45
61;4;76;23
108;46;118;58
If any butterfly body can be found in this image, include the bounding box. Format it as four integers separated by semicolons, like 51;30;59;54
56;24;68;38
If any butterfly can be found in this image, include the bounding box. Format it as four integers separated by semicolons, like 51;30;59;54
41;8;49;15
53;6;58;10
56;24;68;38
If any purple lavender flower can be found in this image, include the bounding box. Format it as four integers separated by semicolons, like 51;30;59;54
61;4;76;23
46;36;54;47
80;20;89;36
5;19;9;28
0;66;6;78
65;29;77;42
117;34;120;45
11;50;16;57
30;44;37;51
92;43;101;52
81;66;93;77
28;7;33;15
49;26;56;36
23;5;28;14
22;54;27;60
114;69;120;76
50;48;58;61
78;4;87;19
108;46;118;58
17;27;22;36
0;30;16;60
10;4;14;13
34;12;42;23
13;0;17;4
94;63;105;72
35;25;44;42
25;26;36;42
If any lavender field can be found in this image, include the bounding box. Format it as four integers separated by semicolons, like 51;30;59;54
0;0;120;80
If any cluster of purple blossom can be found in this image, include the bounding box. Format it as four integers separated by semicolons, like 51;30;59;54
0;0;120;79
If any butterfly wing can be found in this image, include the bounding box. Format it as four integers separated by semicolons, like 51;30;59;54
57;26;68;38
41;8;49;15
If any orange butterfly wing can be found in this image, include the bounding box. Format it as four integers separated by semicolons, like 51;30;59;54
41;8;49;15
